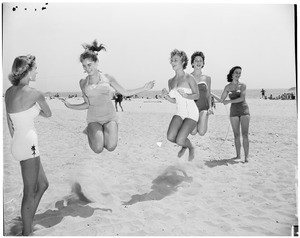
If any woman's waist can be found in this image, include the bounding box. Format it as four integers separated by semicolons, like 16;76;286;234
87;104;115;114
230;101;248;107
12;128;37;137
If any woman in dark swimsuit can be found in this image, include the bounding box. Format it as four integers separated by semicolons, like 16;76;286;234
190;51;213;136
213;66;250;162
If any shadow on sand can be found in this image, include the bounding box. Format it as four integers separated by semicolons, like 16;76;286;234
204;157;242;168
122;165;193;206
6;182;111;235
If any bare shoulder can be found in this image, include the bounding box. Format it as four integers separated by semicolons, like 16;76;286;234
79;77;87;86
104;73;114;83
224;83;231;91
186;73;197;83
204;75;211;82
239;82;247;90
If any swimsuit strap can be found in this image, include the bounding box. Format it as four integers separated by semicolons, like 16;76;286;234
198;81;208;87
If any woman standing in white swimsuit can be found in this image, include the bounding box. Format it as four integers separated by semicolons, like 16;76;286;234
5;55;52;235
162;49;199;161
61;40;155;154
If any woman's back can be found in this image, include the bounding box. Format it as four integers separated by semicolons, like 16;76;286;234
5;85;37;114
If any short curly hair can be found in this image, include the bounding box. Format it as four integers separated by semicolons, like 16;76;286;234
8;55;36;86
227;66;242;82
170;49;188;69
191;51;205;68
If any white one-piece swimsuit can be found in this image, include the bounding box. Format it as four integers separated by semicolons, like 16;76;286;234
169;87;199;122
8;103;41;161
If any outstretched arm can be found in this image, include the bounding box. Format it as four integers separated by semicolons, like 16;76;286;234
60;79;89;110
162;88;176;103
211;92;223;102
107;74;155;97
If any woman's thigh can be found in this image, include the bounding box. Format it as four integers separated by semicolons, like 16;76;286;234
103;121;118;149
240;115;250;135
229;117;241;137
177;118;197;141
20;157;40;192
198;110;208;132
167;115;183;140
87;122;104;146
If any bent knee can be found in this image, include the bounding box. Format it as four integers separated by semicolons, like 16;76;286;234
242;133;249;138
167;134;176;143
92;146;104;154
40;181;49;192
105;143;117;152
198;128;207;136
175;138;186;147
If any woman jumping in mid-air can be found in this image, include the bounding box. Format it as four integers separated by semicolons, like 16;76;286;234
61;40;155;154
162;49;199;161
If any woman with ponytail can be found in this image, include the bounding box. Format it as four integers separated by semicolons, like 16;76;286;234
61;40;155;154
5;55;52;235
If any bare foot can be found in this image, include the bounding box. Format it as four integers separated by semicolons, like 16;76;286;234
188;147;195;161
244;157;249;163
178;147;187;158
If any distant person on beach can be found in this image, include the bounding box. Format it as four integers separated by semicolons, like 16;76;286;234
190;51;213;136
5;55;52;235
162;49;199;161
60;40;154;154
212;66;250;163
261;88;265;99
113;92;124;112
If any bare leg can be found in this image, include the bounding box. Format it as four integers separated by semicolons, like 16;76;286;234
119;102;123;111
32;162;48;216
115;101;118;112
230;117;241;159
167;115;183;143
20;157;41;235
87;122;104;154
197;110;209;136
103;121;118;151
240;115;250;162
167;116;187;157
176;118;197;161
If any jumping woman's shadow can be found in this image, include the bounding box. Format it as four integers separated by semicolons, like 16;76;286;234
7;183;111;235
122;165;193;206
204;157;241;168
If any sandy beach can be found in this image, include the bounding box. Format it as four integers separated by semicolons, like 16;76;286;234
3;97;298;236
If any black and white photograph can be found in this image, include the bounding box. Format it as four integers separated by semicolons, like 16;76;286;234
2;1;298;236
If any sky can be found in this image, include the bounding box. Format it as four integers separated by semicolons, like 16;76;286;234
2;1;297;93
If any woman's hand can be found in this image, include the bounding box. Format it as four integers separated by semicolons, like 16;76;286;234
207;108;214;115
162;88;169;97
59;98;71;108
143;81;155;91
223;100;230;105
177;89;187;98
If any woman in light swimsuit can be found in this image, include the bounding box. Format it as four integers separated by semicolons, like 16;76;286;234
190;51;213;136
213;66;250;162
61;40;155;153
5;55;52;235
162;49;199;161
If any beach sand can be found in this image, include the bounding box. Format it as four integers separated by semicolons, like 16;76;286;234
3;97;298;236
